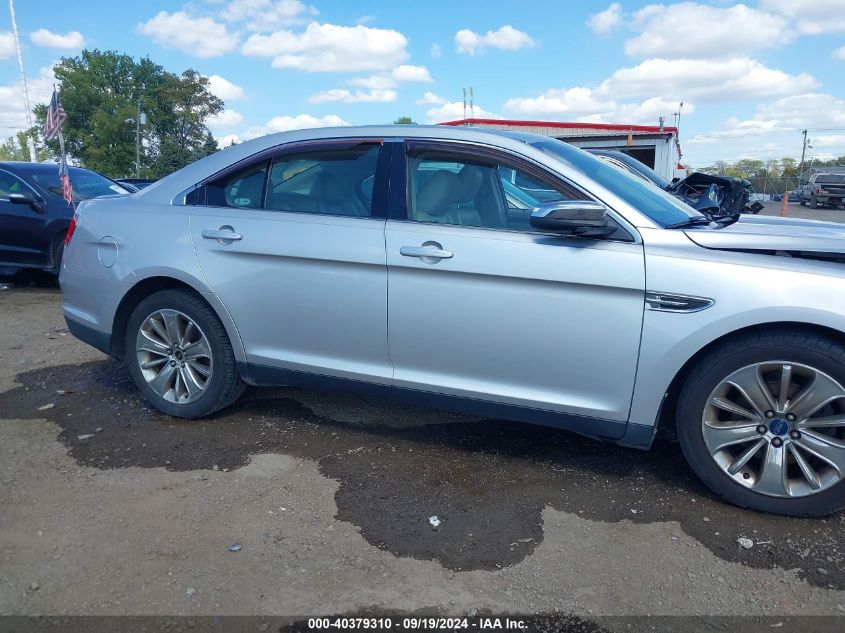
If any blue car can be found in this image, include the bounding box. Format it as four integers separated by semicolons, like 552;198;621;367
0;161;129;273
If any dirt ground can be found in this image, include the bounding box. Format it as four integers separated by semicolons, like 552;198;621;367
1;205;844;624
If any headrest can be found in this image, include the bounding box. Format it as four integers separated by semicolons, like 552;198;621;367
456;164;484;202
416;170;459;217
311;171;345;198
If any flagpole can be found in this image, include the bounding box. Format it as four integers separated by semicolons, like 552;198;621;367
8;0;37;162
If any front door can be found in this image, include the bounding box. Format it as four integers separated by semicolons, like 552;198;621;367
0;169;48;267
385;140;646;432
191;140;392;388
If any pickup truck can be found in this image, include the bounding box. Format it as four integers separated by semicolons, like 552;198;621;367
800;173;845;209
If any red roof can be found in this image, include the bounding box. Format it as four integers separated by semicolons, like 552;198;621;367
439;118;678;135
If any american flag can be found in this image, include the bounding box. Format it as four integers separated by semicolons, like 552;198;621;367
42;88;67;141
56;130;73;206
59;151;73;206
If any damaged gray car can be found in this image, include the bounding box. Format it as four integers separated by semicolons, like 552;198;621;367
61;125;845;517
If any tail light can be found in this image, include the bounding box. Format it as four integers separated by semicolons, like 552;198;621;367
64;213;79;246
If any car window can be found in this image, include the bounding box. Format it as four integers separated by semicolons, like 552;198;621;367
30;168;128;200
265;144;380;217
407;149;585;232
205;161;269;209
817;175;845;184
0;171;25;199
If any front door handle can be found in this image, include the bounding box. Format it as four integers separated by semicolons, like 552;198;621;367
201;226;242;244
400;241;453;262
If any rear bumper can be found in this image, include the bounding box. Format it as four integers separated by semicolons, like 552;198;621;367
65;314;112;356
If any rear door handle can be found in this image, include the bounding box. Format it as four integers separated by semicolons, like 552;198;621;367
400;241;453;261
201;226;242;243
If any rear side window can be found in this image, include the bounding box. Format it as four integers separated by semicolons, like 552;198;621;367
265;144;380;217
817;175;845;184
205;161;269;209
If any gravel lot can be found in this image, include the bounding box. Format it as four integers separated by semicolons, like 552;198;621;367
1;203;844;624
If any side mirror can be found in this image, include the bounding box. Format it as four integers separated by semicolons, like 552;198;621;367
530;200;615;237
8;192;44;212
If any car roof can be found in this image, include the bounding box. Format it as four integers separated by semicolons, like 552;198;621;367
0;161;99;176
135;124;587;204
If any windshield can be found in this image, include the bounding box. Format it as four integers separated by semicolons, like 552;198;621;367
30;168;129;201
528;138;702;227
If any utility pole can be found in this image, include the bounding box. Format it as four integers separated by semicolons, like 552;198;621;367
135;100;141;178
8;0;37;162
798;129;808;181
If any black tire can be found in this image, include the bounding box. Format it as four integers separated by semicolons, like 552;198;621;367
810;195;818;209
125;289;246;418
799;198;806;206
676;329;845;517
49;235;64;275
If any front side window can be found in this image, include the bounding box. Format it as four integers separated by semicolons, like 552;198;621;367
0;171;26;199
407;148;584;232
265;143;380;217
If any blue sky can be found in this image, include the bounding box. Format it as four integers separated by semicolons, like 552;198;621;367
2;0;845;167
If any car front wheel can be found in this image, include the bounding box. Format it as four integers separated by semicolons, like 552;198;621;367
676;330;845;517
125;289;245;418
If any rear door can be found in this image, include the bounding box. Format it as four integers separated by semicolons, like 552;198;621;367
385;140;646;432
190;139;393;389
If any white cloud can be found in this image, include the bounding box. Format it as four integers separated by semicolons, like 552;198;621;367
588;3;622;36
0;31;15;59
454;25;535;55
243;113;348;140
215;133;241;148
503;55;813;126
833;45;845;61
0;66;55;134
430;43;442;57
308;88;397;103
137;11;237;58
424;100;500;124
625;3;788;59
416;91;447;106
596;57;817;102
242;22;409;72
30;29;85;50
206;109;244;130
391;64;432;82
345;65;432;92
207;74;244;101
684;94;845;161
760;0;845;35
349;75;396;90
220;0;317;31
505;87;689;125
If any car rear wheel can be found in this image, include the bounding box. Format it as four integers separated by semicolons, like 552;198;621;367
676;330;845;517
125;289;245;418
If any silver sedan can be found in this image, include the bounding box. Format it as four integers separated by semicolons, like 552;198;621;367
60;125;845;517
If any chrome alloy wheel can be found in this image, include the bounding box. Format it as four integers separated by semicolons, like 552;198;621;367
135;309;213;404
702;361;845;498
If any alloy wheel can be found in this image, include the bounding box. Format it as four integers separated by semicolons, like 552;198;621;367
135;309;213;404
702;361;845;498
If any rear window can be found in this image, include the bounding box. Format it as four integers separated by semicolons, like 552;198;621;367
30;169;129;200
816;175;845;184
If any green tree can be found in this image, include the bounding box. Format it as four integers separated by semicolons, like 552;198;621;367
33;50;223;179
0;129;51;162
393;116;416;124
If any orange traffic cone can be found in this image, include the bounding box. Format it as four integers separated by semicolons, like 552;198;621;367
780;190;789;217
